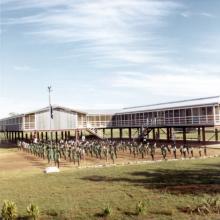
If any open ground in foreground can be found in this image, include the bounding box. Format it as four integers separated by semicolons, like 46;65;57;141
0;147;220;220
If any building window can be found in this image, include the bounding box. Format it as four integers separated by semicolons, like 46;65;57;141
207;107;213;115
200;107;206;116
192;108;199;116
174;110;179;117
186;109;191;116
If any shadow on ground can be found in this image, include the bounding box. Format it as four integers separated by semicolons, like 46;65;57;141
81;165;220;195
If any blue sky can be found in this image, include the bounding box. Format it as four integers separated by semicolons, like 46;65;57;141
0;0;220;117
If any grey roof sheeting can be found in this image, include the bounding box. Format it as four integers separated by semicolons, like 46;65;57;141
0;105;87;121
32;105;87;115
87;109;119;115
1;96;220;120
118;96;220;114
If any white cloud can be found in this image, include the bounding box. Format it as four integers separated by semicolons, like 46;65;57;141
13;65;36;72
181;11;215;18
111;68;220;98
3;0;182;66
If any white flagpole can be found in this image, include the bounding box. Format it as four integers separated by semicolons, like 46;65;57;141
48;86;52;142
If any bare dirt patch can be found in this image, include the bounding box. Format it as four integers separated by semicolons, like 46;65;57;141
0;145;220;172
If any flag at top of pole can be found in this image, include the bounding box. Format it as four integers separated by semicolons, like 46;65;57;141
48;86;53;119
50;105;53;119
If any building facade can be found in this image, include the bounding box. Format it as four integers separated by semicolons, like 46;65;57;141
0;96;220;142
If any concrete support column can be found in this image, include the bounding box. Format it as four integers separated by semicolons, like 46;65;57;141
25;133;28;140
202;127;206;143
21;132;24;140
68;131;71;139
215;128;218;142
183;127;186;143
64;131;67;140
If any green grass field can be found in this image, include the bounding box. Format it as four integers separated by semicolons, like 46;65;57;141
0;148;220;220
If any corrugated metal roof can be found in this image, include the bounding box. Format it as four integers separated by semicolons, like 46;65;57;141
33;105;87;115
1;96;220;120
118;96;220;114
0;105;87;120
87;109;118;115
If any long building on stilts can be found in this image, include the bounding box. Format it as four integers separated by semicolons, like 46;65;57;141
0;96;220;144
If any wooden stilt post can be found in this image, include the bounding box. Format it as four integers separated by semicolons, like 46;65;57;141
153;128;156;140
129;128;132;140
167;128;170;141
111;128;113;139
119;128;122;139
170;128;172;140
103;128;105;138
55;131;58;142
61;131;64;140
198;127;201;142
157;128;160;139
202;127;206;143
41;132;43;140
75;129;78;141
183;127;186;144
215;128;218;142
37;132;39;140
